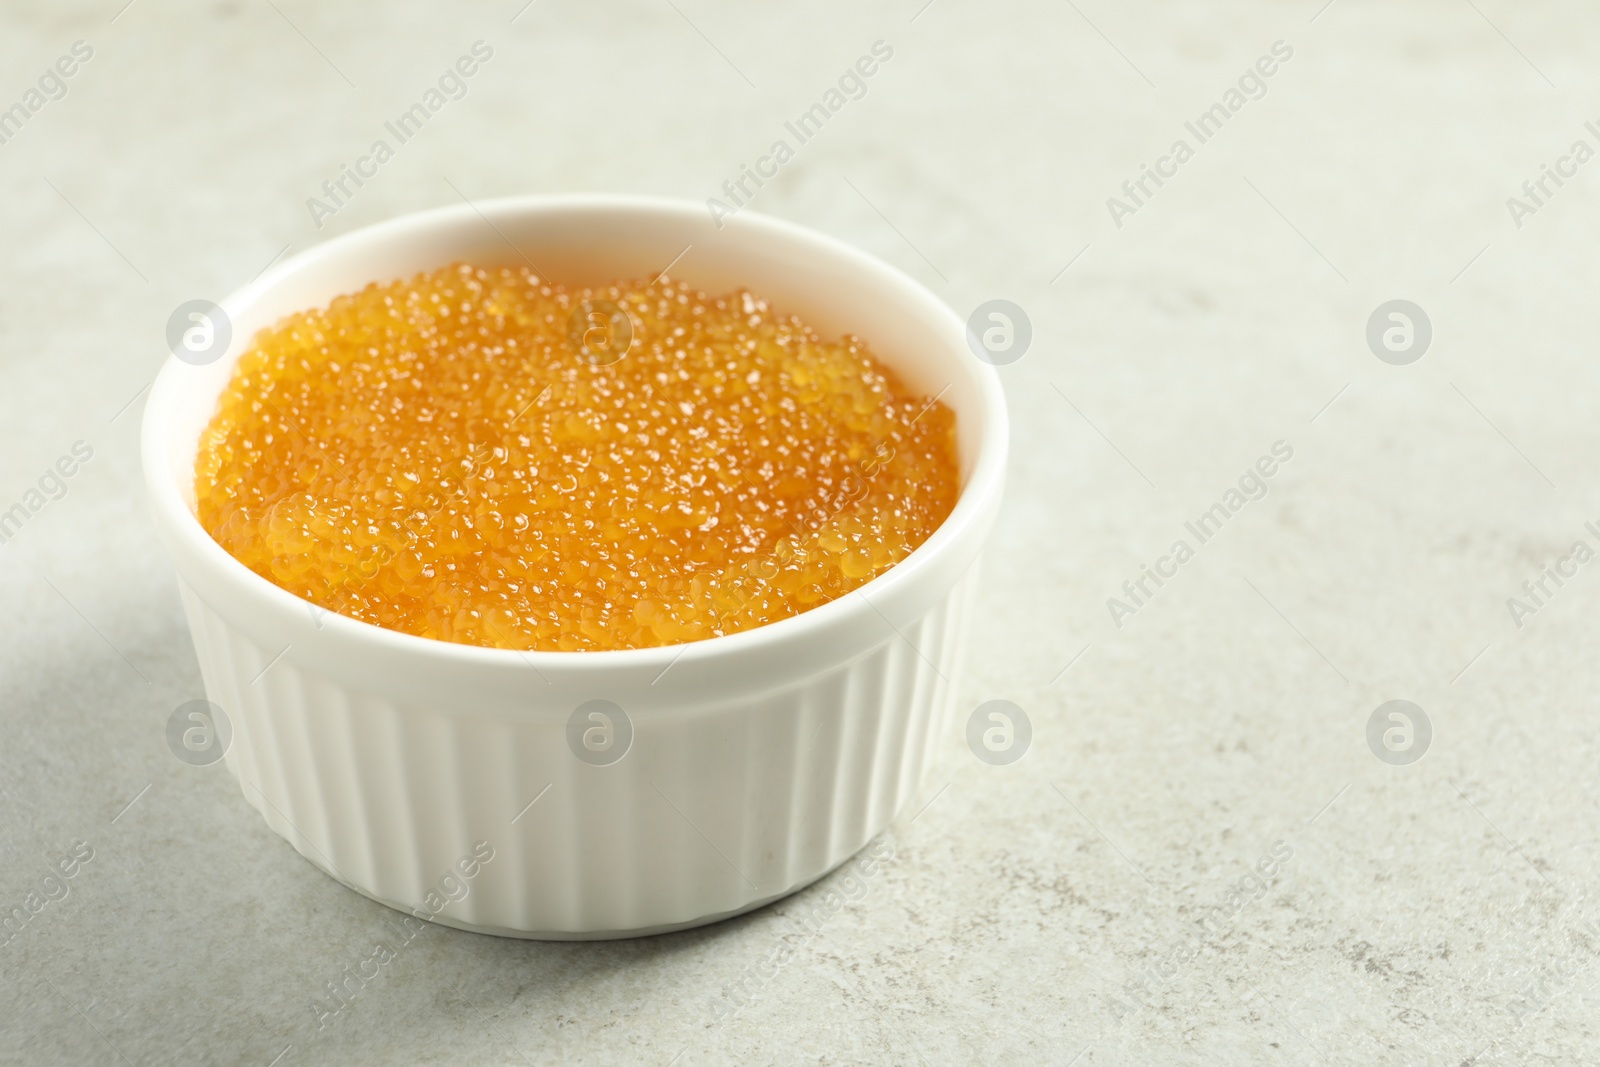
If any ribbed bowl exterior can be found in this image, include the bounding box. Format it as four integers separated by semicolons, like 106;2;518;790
180;571;976;938
145;196;1008;939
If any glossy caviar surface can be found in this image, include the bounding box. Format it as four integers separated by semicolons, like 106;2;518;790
194;263;960;651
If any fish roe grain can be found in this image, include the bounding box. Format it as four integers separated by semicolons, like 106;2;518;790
194;263;960;652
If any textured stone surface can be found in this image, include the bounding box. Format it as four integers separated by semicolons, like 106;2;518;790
1;1;1597;1063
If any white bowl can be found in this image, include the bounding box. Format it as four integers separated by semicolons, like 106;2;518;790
142;195;1007;938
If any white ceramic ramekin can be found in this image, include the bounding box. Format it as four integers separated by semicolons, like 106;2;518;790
142;195;1007;939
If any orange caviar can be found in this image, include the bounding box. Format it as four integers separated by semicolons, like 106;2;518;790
194;263;959;652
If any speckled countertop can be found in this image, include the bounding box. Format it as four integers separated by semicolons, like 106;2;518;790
3;1;1598;1063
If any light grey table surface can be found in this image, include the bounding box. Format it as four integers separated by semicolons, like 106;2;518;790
2;1;1597;1063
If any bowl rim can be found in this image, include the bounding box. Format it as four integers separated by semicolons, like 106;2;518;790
142;192;1008;673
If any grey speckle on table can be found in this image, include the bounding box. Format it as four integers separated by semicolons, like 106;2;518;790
1;1;1597;1064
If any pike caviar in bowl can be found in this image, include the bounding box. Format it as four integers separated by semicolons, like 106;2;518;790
194;266;960;652
143;196;1007;938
